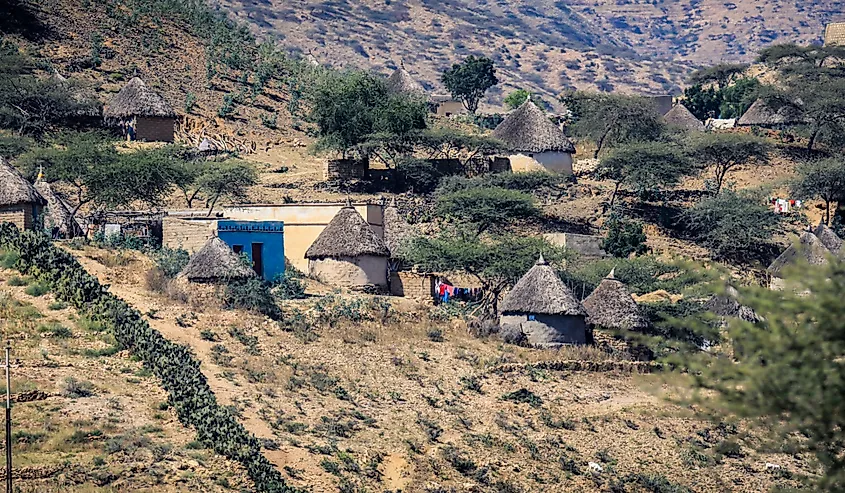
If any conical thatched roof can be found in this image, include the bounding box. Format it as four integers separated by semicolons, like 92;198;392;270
664;104;705;132
383;199;412;257
500;255;584;316
703;286;760;323
103;77;176;119
582;270;647;330
814;220;843;256
306;205;390;259
737;98;803;127
386;64;427;98
0;159;45;207
767;232;831;277
492;98;576;153
34;180;83;236
181;237;255;282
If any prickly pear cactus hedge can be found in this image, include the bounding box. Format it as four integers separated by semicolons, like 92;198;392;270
0;224;300;493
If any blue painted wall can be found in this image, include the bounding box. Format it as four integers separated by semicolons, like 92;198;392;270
217;221;285;281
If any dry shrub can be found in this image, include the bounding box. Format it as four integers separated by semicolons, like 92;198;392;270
97;251;133;268
145;268;188;304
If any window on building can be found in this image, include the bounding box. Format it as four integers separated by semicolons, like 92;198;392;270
232;245;243;254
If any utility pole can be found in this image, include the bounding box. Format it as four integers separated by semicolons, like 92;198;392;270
4;341;11;493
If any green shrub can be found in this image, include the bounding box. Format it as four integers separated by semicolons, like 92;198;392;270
218;93;236;118
38;322;72;338
261;113;277;129
224;278;280;319
397;158;444;194
501;388;543;408
0;250;19;269
184;92;197;113
200;330;218;342
272;269;306;300
24;281;50;297
603;214;647;258
47;301;67;310
427;328;444;342
62;377;94;398
7;276;27;286
488;171;569;191
152;247;190;278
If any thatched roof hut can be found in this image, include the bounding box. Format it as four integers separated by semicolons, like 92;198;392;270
180;236;255;283
582;269;648;330
34;179;83;237
703;285;759;323
664;104;705;132
492;98;576;154
737;98;803;127
767;231;831;278
103;77;176;120
383;198;412;258
386;63;427;99
306;204;390;260
814;220;843;256
500;255;584;316
0;160;45;208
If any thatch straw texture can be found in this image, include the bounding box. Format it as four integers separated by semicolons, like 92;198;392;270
582;273;647;329
383;199;412;257
664;104;705;132
493;99;576;153
386;66;427;98
180;237;255;282
103;77;176;119
306;206;390;259
767;232;831;277
814;221;843;256
0;159;45;207
500;256;584;315
34;180;82;236
737;99;803;127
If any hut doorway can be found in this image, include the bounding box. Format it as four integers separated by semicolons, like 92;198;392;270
251;243;264;278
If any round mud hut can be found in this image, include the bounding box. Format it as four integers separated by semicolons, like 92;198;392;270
767;231;832;290
104;77;176;142
663;103;705;132
34;179;83;238
305;204;390;291
0;159;46;231
582;269;648;331
737;98;803;128
499;255;587;347
492;97;576;175
386;62;428;100
180;236;256;284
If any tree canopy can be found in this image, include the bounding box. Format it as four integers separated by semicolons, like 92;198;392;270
434;186;539;236
441;55;499;114
688;63;749;90
687;132;770;193
791;158;845;226
503;90;549;111
595;141;694;207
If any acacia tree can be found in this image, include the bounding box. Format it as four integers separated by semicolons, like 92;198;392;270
563;92;665;158
595;141;694;208
688;63;749;90
673;263;845;491
434;186;539;237
688;133;770;193
503;90;550;111
792;158;845;225
441;55;498;114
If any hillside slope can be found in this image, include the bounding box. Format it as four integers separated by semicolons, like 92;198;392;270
218;0;841;103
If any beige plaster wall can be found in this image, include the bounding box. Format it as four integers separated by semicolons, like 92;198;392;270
309;255;388;289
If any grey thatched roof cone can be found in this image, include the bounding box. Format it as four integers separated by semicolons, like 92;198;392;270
104;77;176;120
582;269;648;330
767;231;832;277
814;220;843;256
386;62;427;99
180;236;255;283
492;97;576;153
34;179;82;236
0;158;45;207
383;198;412;258
664;103;705;132
306;204;390;259
703;285;760;323
500;255;585;315
737;98;803;126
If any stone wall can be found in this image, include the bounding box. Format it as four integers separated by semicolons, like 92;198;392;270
0;205;34;231
162;216;217;253
390;271;435;299
135;116;175;142
544;233;608;260
324;159;368;181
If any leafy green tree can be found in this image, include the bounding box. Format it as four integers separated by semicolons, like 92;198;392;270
396;158;443;194
688;133;770;193
190;160;258;214
415;127;502;164
683;84;722;121
441;55;499;114
564;92;665;158
718;77;761;119
503;90;549;111
682;188;782;260
595;141;694;207
402;233;560;316
673;262;845;491
688;63;749;90
603;214;647;258
435;186;539;236
791;158;845;226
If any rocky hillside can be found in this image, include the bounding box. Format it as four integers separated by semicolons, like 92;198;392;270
217;0;842;103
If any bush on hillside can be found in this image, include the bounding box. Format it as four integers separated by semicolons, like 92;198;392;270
272;268;306;300
224;278;281;319
152;247;189;278
603;215;648;258
396;158;444;194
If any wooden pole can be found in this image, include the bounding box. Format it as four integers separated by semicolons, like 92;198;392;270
5;341;11;493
